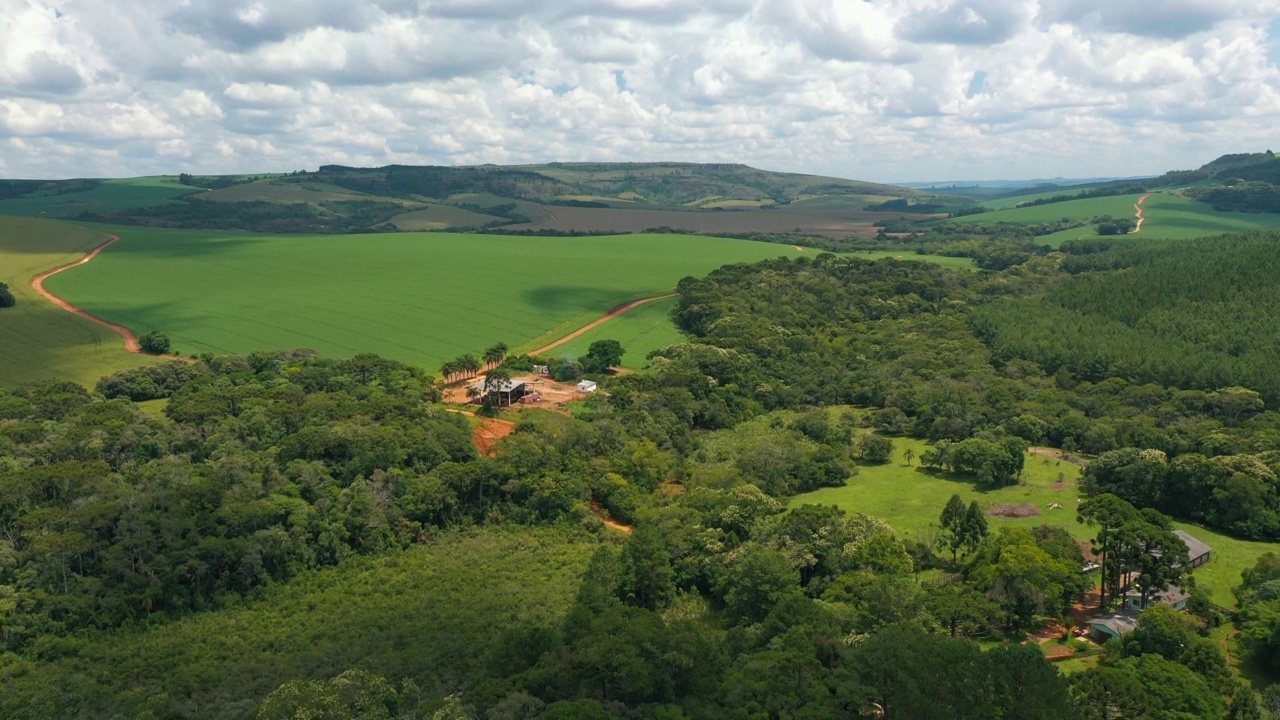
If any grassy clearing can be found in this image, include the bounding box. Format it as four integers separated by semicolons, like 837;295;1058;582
0;180;198;218
0;217;161;389
789;434;1277;607
0;527;597;717
551;296;685;369
44;229;822;371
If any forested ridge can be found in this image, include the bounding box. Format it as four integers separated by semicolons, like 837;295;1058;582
6;240;1280;716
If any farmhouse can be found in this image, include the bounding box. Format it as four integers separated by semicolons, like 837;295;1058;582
577;380;598;394
468;378;528;406
1087;585;1193;642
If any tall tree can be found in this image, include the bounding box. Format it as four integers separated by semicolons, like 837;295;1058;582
1078;494;1138;608
483;343;509;369
960;501;989;555
940;494;967;563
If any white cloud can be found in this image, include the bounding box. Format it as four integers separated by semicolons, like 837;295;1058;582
0;0;1277;180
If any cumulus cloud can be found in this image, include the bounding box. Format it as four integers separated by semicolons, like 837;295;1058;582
0;0;1277;180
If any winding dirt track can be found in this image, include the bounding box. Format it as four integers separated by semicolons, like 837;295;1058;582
30;234;141;352
528;293;678;356
1132;194;1152;233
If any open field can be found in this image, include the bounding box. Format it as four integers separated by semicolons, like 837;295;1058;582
790;434;1278;607
508;194;935;238
948;193;1145;227
192;179;389;205
43;228;823;371
0;178;198;218
549;295;685;368
0;528;596;717
0;217;162;388
381;204;507;230
969;192;1280;247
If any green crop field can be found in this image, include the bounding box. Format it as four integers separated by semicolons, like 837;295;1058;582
193;179;386;205
43;228;829;372
0;527;596;716
948;193;1145;227
0;217;162;388
0;178;198;218
791;435;1278;607
382;204;507;230
549;295;686;369
1031;193;1280;246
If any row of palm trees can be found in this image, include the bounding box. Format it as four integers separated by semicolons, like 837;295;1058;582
439;343;508;384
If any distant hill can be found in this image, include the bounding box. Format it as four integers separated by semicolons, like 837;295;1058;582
1154;151;1280;213
0;163;943;237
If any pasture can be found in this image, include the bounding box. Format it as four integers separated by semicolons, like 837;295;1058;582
0;217;161;388
43;229;824;371
0;528;596;716
791;435;1277;607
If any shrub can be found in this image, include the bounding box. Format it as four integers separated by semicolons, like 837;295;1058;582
0;282;14;308
138;331;171;355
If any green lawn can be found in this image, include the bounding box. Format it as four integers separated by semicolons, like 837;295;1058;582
0;528;597;717
0;217;162;389
791;435;1279;607
45;229;825;372
550;295;686;369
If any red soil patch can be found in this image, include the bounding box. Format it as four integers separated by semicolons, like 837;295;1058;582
590;498;633;534
528;293;678;356
444;408;515;457
985;503;1041;519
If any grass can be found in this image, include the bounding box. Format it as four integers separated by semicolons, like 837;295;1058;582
789;433;1278;607
977;192;1280;248
0;527;597;718
550;296;686;369
44;229;825;372
948;194;1145;227
0;180;198;218
192;180;386;205
0;217;162;389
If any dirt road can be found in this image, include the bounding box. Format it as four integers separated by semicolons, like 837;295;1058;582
445;408;515;456
1132;194;1151;233
529;293;678;356
30;234;140;352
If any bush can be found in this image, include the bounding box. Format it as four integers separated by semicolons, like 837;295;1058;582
138;331;170;355
1096;219;1135;236
0;282;14;308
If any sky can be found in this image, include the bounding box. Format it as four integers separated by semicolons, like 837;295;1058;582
1;0;1279;183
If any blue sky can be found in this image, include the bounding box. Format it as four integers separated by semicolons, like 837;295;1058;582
1;0;1278;182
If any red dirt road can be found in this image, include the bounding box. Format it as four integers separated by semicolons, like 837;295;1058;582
30;234;141;352
1132;194;1151;233
445;408;515;456
528;293;678;356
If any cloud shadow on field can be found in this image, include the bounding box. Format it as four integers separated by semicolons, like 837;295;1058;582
522;286;623;312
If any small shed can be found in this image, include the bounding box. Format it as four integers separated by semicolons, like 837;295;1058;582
1173;530;1212;569
577;380;598;394
1088;612;1138;642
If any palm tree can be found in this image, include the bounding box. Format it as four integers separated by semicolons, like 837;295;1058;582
460;354;481;379
483;343;508;370
440;360;458;384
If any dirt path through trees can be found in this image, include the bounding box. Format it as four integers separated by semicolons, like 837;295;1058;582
445;408;515;456
528;293;678;356
30;234;142;352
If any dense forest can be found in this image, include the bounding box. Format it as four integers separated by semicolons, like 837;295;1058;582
7;232;1280;715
